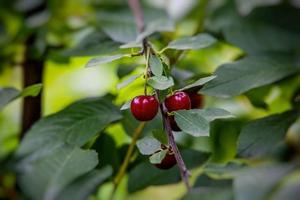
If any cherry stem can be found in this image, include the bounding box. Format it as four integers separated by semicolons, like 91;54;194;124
128;0;191;191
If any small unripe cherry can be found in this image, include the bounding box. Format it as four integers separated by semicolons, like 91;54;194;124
154;148;177;170
187;92;204;109
164;91;191;112
130;95;159;121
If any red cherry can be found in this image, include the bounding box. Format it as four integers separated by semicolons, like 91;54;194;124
130;95;159;121
154;150;177;170
164;91;191;112
169;116;181;131
188;92;204;109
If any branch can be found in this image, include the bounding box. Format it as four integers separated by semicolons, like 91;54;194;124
128;0;191;191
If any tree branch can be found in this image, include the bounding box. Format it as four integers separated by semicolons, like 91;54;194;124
127;0;191;191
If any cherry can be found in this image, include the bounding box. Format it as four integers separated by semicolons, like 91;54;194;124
131;95;159;121
187;92;204;109
164;91;191;112
169;116;181;131
154;148;177;170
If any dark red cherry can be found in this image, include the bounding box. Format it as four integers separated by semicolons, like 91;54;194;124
188;92;204;109
164;91;191;112
169;116;181;131
130;95;159;121
154;149;177;170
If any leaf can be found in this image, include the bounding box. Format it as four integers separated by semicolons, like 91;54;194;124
17;97;122;157
174;110;210;137
20;83;43;97
224;22;300;53
182;188;233;200
19;145;98;200
149;54;163;77
194;174;233;188
91;134;120;172
136;19;174;42
0;84;43;109
235;0;281;15
86;54;126;68
272;179;300;200
149;149;167;164
152;129;168;144
191;108;234;122
0;87;20;109
204;162;246;178
148;76;174;90
128;162;180;193
166;33;216;50
136;137;161;155
234;163;295;200
201;56;300;97
180;76;216;91
237;110;299;158
117;74;141;90
120;100;131;111
56;167;112;200
62;31;120;56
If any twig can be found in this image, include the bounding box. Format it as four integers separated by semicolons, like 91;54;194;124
110;122;146;200
128;0;191;191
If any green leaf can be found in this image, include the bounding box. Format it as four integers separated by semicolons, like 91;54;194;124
166;33;216;50
56;167;112;200
194;174;232;188
0;84;43;109
182;188;233;200
152;129;168;145
136;137;161;155
149;54;163;77
238;110;299;158
86;54;126;68
20;83;43;97
224;23;300;54
149;149;167;164
201;56;300;97
19;145;98;200
128;162;180;193
234;163;295;200
174;110;210;137
120;100;131;111
136;19;174;42
91;134;120;172
17;97;122;157
62;31;120;56
117;74;141;90
191;108;234;122
148;76;174;90
0;87;20;109
180;76;216;91
272;178;300;200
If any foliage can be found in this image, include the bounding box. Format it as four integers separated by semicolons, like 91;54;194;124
0;0;300;200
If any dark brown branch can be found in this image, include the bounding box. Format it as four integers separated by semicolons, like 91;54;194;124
127;0;191;191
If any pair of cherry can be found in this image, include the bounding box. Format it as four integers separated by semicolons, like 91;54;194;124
130;91;203;169
130;91;203;127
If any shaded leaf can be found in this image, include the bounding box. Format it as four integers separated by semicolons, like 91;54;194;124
152;129;168;145
148;76;174;90
19;145;98;200
238;110;299;158
149;54;163;77
17;97;122;157
136;137;161;155
234;163;295;200
166;33;216;50
180;76;216;91
56;167;112;200
149;149;167;164
182;187;233;200
174;110;210;137
120;100;131;111
117;74;141;90
201;56;300;97
0;87;20;109
86;54;126;68
191;108;234;122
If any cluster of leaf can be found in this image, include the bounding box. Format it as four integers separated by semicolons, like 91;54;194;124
0;0;300;200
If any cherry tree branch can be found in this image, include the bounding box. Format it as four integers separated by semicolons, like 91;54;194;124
128;0;191;190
